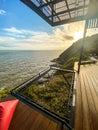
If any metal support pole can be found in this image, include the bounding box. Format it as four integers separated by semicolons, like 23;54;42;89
78;20;88;73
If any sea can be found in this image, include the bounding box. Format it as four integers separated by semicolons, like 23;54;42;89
0;50;62;90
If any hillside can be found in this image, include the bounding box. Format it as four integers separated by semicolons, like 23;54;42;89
57;34;98;69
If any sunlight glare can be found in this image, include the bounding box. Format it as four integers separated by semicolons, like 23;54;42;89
74;31;83;41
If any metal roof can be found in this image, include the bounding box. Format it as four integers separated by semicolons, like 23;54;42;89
20;0;98;26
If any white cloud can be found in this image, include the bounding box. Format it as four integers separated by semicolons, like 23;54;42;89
4;27;23;34
3;27;43;35
1;21;98;50
1;26;74;50
0;9;6;15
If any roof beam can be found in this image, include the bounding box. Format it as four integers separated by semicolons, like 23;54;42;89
20;0;90;26
38;1;52;9
20;0;53;25
64;0;71;18
52;15;87;26
48;5;88;18
53;0;65;4
83;0;86;15
44;0;61;22
38;0;65;9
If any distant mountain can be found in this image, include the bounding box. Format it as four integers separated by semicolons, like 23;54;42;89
57;34;98;69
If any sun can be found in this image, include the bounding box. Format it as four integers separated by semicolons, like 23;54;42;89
74;31;83;41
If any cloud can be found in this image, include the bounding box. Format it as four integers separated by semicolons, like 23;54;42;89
1;21;97;50
4;27;23;34
0;9;6;15
62;21;85;33
62;35;74;41
3;27;43;35
52;28;74;43
3;27;50;39
0;26;74;50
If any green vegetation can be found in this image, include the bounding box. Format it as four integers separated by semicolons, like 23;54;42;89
20;33;98;118
57;34;98;69
20;75;72;118
1;33;97;119
0;89;10;100
0;33;97;124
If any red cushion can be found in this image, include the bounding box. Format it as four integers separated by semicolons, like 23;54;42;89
0;100;18;130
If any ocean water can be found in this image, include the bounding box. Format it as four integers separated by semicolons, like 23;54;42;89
0;50;62;90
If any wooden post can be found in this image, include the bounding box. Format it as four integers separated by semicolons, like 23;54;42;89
78;20;88;73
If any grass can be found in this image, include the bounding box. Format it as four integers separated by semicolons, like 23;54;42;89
20;74;73;118
0;89;10;101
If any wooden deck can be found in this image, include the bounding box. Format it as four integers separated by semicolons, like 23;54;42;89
2;96;66;130
75;62;98;130
1;62;98;130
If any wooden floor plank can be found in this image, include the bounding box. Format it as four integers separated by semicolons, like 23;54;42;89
2;95;67;130
29;114;47;130
46;120;57;130
87;66;98;97
75;76;83;130
89;74;98;96
80;71;93;130
75;63;98;130
82;68;98;130
83;65;98;111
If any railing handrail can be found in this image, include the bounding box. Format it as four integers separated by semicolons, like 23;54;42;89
11;66;75;130
11;91;73;130
11;67;51;92
50;66;75;73
11;66;75;91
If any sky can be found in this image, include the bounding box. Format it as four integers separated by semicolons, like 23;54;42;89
0;0;98;50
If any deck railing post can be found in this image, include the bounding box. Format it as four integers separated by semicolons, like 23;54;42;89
78;20;88;73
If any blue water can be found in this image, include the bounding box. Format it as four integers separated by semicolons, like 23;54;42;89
0;50;62;90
